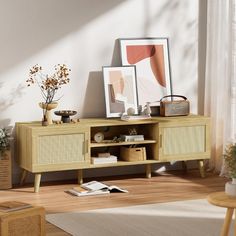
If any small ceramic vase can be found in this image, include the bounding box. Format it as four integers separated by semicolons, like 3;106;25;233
39;102;58;125
225;178;236;196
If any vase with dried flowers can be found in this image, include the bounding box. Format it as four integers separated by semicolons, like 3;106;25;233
223;143;236;196
26;64;70;125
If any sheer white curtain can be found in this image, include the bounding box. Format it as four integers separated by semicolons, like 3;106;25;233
204;0;236;172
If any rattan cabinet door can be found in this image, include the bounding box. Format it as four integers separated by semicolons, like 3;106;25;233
37;133;86;164
158;120;210;162
31;127;90;172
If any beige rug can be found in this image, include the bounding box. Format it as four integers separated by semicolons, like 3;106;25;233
46;199;234;236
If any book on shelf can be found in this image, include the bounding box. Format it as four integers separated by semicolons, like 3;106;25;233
91;155;118;164
81;181;128;193
0;201;32;212
121;114;152;121
120;135;144;142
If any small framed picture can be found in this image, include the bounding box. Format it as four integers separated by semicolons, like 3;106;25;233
119;38;172;106
102;66;138;118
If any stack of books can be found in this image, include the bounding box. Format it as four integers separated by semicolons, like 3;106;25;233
67;181;128;197
120;114;151;121
91;155;118;164
91;153;118;164
120;134;144;142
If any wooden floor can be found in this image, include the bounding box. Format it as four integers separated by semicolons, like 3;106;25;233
0;170;227;235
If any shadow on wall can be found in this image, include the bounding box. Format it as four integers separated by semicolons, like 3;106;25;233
111;39;122;66
83;39;123;118
0;0;126;75
0;119;11;129
142;0;198;102
82;71;106;118
0;82;25;122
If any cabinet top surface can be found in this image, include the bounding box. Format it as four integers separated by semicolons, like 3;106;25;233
16;114;210;128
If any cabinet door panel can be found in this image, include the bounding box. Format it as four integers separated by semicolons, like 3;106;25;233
158;121;210;161
163;126;205;155
37;133;85;165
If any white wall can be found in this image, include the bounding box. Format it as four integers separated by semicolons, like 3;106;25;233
0;0;200;183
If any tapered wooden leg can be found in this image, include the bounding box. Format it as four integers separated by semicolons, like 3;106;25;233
34;173;41;193
198;160;205;178
146;164;151;178
221;208;233;236
20;169;28;186
182;161;187;173
78;169;83;185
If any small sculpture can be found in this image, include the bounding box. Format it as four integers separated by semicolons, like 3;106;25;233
139;102;152;116
54;110;77;123
127;107;135;116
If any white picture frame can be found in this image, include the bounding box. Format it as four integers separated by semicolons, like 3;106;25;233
102;66;138;118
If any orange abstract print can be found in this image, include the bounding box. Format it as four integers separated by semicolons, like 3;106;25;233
126;45;166;87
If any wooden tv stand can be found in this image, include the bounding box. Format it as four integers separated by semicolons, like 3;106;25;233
16;115;210;192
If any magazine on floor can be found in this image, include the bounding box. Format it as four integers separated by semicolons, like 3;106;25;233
80;181;128;193
67;188;110;197
67;181;128;197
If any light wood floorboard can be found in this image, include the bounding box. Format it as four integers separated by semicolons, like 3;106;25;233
0;170;227;235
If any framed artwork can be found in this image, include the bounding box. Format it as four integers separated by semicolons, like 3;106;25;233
119;38;172;106
102;66;138;118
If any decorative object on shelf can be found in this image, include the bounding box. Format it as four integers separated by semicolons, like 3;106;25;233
53;118;79;124
120;114;151;121
119;38;172;106
54;110;77;123
71;118;80;123
102;66;138;118
138;102;160;116
160;95;190;117
120;134;144;142
143;102;151;115
128;128;137;135
98;152;110;157
39;101;58;125
224;143;236;196
26;64;71;126
120;146;146;161
127;107;135;116
94;132;104;143
91;156;117;165
53;120;63;125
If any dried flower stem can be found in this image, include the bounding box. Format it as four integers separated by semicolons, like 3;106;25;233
26;64;71;120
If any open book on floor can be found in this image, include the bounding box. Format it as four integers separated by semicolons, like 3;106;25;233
67;188;110;197
67;181;128;197
81;181;128;193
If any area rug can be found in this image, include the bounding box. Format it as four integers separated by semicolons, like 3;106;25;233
46;199;234;236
